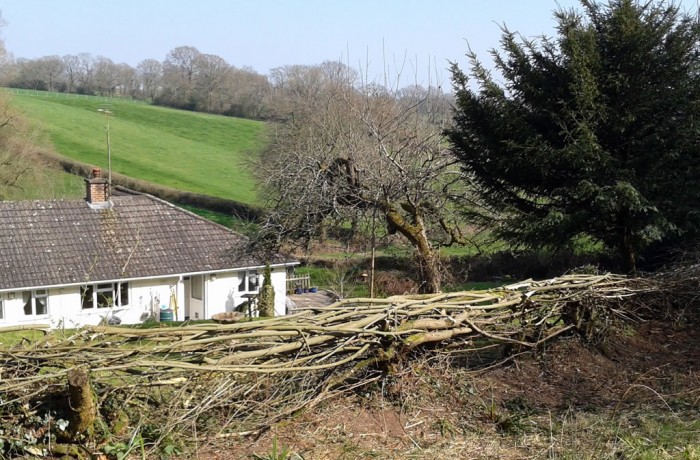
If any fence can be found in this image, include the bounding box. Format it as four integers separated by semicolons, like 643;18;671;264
3;87;148;104
286;275;311;293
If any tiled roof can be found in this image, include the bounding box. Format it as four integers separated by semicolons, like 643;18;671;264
0;193;288;290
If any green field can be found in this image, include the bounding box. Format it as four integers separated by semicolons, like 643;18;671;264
7;90;266;204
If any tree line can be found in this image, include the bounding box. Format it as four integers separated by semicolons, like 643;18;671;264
0;46;271;119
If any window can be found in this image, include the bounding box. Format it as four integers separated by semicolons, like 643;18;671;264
81;283;129;309
23;290;48;316
95;283;114;308
119;282;129;306
0;298;4;320
237;270;260;292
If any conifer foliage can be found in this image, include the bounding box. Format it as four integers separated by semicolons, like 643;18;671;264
446;0;700;271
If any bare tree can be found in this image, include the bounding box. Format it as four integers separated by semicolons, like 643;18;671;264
37;56;64;92
193;53;231;112
161;46;201;108
222;66;270;119
62;54;80;93
113;62;137;98
257;62;466;293
77;52;95;94
137;58;162;101
93;56;119;96
12;56;64;92
13;58;44;89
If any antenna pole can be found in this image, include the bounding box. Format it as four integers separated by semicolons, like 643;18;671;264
106;114;111;191
97;108;113;195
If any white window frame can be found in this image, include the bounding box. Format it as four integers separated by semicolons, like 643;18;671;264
81;282;129;309
237;270;260;293
23;289;49;316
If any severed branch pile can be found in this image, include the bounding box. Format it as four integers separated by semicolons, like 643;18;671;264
0;274;654;451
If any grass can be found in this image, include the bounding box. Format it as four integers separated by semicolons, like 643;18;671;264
7;90;267;204
5;168;86;201
178;204;259;236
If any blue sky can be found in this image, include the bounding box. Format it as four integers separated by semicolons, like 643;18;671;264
2;0;698;88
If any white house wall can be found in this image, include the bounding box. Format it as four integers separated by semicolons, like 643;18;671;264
205;272;237;318
0;266;294;329
130;277;179;321
271;268;288;316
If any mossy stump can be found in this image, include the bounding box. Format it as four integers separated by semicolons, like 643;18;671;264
65;367;96;441
258;263;275;317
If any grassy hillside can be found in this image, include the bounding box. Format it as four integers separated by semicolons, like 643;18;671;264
7;90;266;204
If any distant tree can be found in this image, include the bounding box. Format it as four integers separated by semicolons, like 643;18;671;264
160;46;201;109
223;66;270;119
93;56;119;96
35;56;64;92
137;58;162;101
257;62;464;293
76;52;95;94
62;54;81;93
446;0;700;272
12;58;46;90
193;53;231;112
114;62;137;98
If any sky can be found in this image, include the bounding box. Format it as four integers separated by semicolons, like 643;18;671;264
2;0;698;89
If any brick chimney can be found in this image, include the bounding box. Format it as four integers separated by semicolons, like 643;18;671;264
85;168;110;208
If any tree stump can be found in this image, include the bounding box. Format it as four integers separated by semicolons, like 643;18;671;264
258;284;275;317
65;367;96;441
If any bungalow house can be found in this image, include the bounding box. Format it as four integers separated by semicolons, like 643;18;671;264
0;168;297;328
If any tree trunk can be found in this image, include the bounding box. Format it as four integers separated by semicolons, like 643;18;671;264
416;247;442;294
65;367;96;441
619;228;637;274
258;284;276;317
383;203;442;294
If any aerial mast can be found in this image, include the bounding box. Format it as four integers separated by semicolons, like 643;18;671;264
97;107;113;193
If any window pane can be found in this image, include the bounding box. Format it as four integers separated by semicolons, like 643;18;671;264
238;272;246;291
0;300;4;320
23;292;32;315
97;290;113;308
192;275;203;301
119;283;129;306
249;271;259;291
35;297;47;315
81;286;94;309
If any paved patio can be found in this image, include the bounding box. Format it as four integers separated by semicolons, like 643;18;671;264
286;289;336;311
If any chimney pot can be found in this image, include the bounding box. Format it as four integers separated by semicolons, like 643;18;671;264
85;167;109;207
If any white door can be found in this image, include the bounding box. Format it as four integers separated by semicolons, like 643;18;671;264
189;275;205;320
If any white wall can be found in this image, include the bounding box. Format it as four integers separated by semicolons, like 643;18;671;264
206;272;237;318
0;266;294;329
271;268;288;316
